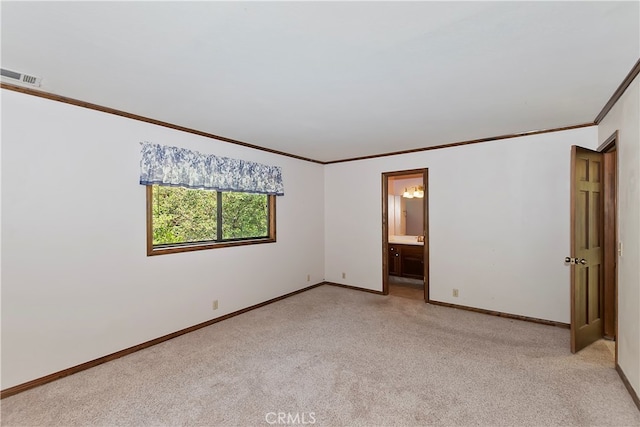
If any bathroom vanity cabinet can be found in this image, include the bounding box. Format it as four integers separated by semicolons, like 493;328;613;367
388;244;424;279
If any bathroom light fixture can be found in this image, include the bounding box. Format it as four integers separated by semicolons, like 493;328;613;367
402;186;424;199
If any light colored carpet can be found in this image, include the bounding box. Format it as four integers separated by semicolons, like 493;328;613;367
2;285;639;426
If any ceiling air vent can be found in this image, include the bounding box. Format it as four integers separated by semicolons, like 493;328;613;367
1;68;42;87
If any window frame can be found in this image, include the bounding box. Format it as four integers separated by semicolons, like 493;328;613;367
146;185;276;256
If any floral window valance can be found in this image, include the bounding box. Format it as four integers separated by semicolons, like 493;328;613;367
139;142;284;196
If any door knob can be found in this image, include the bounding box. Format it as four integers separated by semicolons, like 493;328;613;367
565;257;573;263
578;258;587;265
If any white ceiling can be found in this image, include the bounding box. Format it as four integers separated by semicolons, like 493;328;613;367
1;1;639;162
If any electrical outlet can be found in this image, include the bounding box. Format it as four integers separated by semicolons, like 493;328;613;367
307;274;311;282
212;300;219;310
452;289;459;298
342;272;346;279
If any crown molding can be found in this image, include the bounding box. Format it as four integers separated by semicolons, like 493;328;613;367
9;62;639;165
323;123;596;164
594;57;640;124
0;83;323;165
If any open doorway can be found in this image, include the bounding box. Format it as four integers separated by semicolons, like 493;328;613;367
382;169;429;302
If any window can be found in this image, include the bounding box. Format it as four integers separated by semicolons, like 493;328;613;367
140;142;283;255
146;185;276;255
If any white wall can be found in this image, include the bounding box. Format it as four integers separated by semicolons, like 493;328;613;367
325;127;598;323
0;90;325;389
598;74;640;396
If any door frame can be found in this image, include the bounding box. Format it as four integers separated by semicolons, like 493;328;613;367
381;168;429;301
597;131;619;363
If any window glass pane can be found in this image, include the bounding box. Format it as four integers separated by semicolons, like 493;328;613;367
149;185;274;254
152;185;217;245
221;192;268;240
